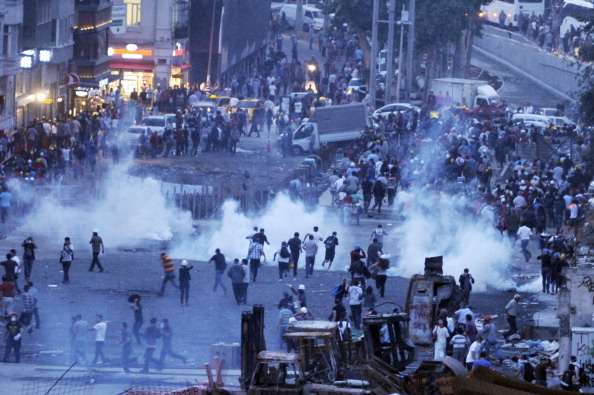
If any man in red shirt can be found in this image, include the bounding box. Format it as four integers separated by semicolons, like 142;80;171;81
0;276;15;315
350;244;366;265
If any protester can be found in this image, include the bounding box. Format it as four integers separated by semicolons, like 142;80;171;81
179;260;193;307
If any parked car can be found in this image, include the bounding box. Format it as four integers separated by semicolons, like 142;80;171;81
548;116;576;128
191;101;217;122
238;99;265;121
140;116;174;134
119;125;162;156
372;103;420;121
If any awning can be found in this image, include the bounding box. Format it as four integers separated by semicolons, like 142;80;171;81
79;72;120;88
179;63;191;71
110;60;154;71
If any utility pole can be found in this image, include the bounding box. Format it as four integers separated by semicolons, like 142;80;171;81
405;0;415;101
395;6;407;103
296;0;303;33
369;0;380;109
385;0;396;104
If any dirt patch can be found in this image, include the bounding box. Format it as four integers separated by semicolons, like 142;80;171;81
128;151;304;190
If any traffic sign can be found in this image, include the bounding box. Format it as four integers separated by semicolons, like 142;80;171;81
64;73;80;89
110;5;127;35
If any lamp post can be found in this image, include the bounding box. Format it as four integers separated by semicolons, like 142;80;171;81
395;8;409;103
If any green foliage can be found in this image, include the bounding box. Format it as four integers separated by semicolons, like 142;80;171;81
320;0;376;33
321;0;488;51
578;18;594;125
415;0;488;52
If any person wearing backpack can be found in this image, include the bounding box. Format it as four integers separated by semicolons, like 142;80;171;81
322;232;339;269
274;242;292;280
227;259;246;305
208;249;227;296
514;354;535;383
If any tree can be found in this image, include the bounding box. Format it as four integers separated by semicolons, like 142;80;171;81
320;0;377;64
576;20;594;180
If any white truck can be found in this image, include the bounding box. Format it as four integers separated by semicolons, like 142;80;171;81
429;78;500;109
288;103;368;155
271;2;325;32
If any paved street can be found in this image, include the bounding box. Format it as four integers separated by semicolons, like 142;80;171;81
0;29;565;394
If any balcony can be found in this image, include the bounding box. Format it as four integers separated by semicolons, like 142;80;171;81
75;7;112;32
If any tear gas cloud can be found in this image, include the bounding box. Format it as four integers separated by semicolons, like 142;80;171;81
389;189;514;292
170;194;348;263
17;151;515;291
21;166;194;247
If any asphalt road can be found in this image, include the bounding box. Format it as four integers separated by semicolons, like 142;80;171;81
0;29;563;393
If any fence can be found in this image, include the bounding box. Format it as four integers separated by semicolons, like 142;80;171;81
164;185;275;219
516;135;581;163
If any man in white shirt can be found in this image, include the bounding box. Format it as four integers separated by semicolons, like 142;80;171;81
465;336;483;371
90;314;108;365
513;194;526;209
517;223;533;262
455;306;475;324
347;280;363;330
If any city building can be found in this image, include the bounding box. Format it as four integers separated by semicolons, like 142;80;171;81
107;0;191;98
70;0;113;114
188;0;271;88
15;0;75;125
0;0;24;129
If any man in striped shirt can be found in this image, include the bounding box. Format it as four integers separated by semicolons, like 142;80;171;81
248;242;265;282
20;284;37;334
158;253;179;296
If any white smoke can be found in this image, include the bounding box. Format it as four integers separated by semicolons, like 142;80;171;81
170;193;345;262
20;165;194;247
388;188;514;292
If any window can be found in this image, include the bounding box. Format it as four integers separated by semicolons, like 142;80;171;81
37;0;52;24
125;0;142;27
2;25;14;57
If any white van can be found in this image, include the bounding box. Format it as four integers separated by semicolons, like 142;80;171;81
273;3;324;32
511;113;551;128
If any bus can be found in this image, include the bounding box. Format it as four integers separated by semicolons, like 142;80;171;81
480;0;546;28
559;0;594;37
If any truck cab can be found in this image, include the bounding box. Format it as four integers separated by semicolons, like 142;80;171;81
405;256;464;345
291;121;318;155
